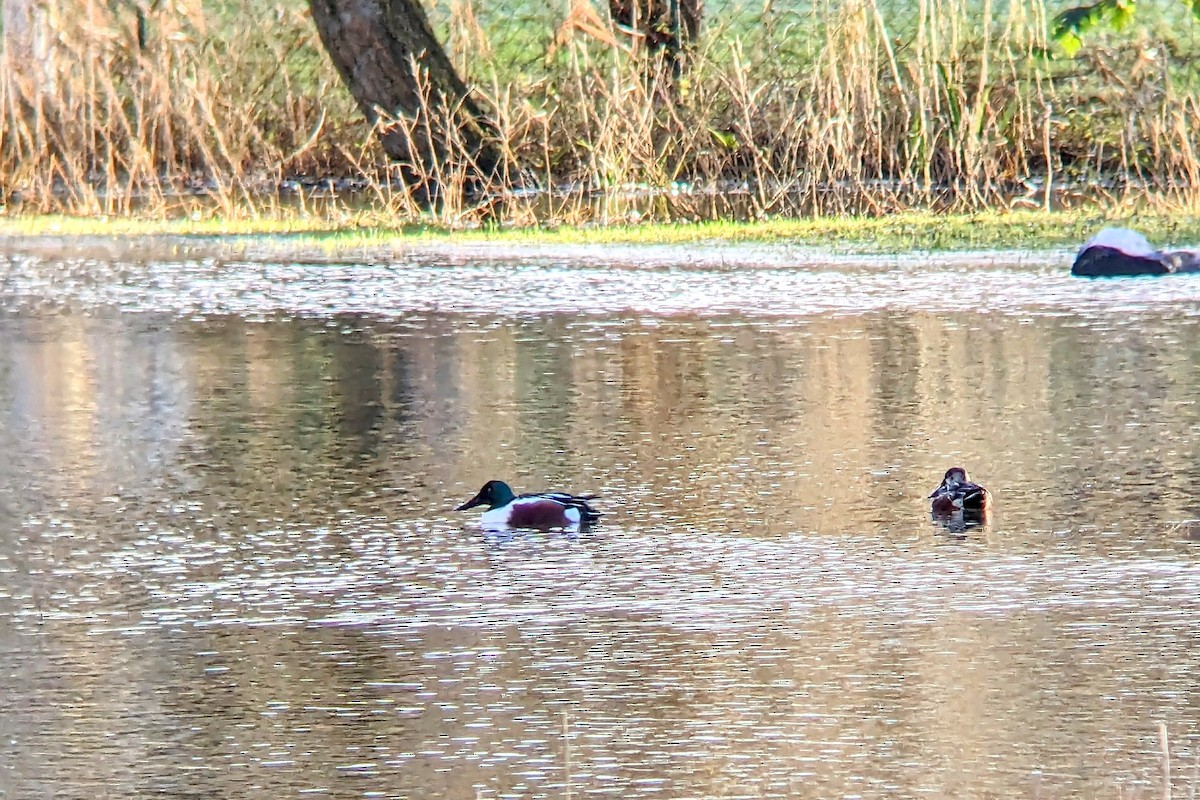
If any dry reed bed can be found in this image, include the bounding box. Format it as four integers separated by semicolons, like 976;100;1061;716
0;0;1197;225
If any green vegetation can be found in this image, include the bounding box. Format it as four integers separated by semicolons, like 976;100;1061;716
4;209;1199;254
1051;0;1200;59
1;0;1198;226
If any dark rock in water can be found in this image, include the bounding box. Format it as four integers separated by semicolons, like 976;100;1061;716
1072;245;1172;276
1072;228;1200;277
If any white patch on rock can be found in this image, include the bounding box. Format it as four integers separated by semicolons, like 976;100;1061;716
1082;227;1157;257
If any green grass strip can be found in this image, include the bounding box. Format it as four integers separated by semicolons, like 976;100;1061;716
2;209;1199;253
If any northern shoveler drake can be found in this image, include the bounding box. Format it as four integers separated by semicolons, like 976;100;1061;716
929;467;991;517
455;480;602;529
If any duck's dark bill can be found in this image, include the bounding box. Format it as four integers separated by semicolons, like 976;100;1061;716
456;493;486;511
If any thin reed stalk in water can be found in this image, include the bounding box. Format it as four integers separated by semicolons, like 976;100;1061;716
1161;721;1173;800
562;710;572;800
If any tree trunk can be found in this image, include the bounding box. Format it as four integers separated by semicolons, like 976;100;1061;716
608;0;701;70
308;0;504;194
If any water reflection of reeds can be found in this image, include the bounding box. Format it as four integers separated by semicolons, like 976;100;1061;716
5;308;1200;797
5;308;1200;539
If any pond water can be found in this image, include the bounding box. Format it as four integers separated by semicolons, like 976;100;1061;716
2;238;1200;799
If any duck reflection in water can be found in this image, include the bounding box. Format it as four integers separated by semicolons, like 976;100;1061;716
929;466;992;531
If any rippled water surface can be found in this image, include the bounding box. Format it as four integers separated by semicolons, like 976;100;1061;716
3;238;1200;799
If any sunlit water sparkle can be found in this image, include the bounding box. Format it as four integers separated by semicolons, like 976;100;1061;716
1;240;1199;799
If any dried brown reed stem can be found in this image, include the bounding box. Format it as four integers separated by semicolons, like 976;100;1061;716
0;0;1197;225
0;0;352;218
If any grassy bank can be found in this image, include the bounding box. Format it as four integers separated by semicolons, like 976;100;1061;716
3;209;1200;254
0;0;1198;225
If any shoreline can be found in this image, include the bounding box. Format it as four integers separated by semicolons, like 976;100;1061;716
2;210;1199;258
